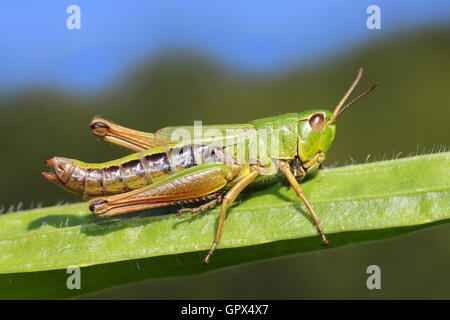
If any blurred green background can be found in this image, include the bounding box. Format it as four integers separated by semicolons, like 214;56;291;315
0;1;449;299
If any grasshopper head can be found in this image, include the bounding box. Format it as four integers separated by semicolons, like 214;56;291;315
297;110;336;163
297;68;377;164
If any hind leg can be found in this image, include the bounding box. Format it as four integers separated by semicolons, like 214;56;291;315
89;163;233;217
177;192;224;217
90;117;166;152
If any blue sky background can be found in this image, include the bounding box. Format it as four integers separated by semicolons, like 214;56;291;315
0;1;449;91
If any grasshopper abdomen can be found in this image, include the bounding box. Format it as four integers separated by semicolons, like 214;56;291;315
43;144;230;199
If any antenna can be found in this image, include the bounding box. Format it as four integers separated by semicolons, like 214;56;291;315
329;67;378;124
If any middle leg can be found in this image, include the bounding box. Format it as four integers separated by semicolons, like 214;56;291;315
203;166;262;265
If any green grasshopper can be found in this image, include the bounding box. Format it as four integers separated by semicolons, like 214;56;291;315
43;67;377;265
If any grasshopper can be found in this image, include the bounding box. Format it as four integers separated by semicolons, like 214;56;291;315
43;68;377;265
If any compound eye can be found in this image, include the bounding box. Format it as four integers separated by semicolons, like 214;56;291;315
309;113;325;133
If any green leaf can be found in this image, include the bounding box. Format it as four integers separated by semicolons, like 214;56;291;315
0;152;449;299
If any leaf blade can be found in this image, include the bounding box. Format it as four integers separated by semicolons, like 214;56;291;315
0;152;448;298
1;152;449;273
